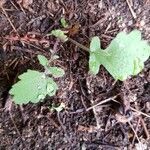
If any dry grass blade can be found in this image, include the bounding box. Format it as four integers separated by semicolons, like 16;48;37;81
128;121;140;143
131;107;150;118
0;3;18;33
132;118;140;144
140;117;150;139
126;0;136;19
86;95;118;111
68;37;89;52
110;99;150;118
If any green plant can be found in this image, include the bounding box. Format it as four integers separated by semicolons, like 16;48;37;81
89;30;150;80
9;55;64;104
50;29;68;42
60;17;68;28
51;29;150;81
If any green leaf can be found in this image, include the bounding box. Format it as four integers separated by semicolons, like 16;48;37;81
51;29;68;42
89;30;150;81
9;70;58;104
46;78;58;96
47;67;65;78
38;55;48;67
89;53;100;75
89;36;107;75
60;18;68;28
90;36;101;52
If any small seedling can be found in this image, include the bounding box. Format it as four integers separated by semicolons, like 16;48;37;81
50;29;150;81
9;55;65;104
60;17;69;28
50;29;68;42
89;30;150;80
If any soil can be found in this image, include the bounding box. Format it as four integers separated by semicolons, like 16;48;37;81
0;0;150;150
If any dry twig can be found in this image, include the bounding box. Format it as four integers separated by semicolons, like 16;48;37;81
86;95;118;111
132;118;140;144
128;121;140;143
0;4;18;33
126;0;136;19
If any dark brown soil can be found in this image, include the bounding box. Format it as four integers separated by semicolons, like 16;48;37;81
0;0;150;149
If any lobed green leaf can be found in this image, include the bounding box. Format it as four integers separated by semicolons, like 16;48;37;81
9;70;58;104
51;29;68;42
89;30;150;81
60;18;68;28
47;67;65;78
38;55;48;67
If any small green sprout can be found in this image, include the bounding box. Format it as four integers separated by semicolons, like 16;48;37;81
9;55;64;104
60;18;68;28
50;29;68;42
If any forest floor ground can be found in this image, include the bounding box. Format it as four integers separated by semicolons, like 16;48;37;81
0;0;150;149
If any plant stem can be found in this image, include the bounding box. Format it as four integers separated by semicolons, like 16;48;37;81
68;37;89;52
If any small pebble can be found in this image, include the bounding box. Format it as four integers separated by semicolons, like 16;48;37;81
145;102;150;113
128;20;133;26
140;20;145;27
122;23;126;28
